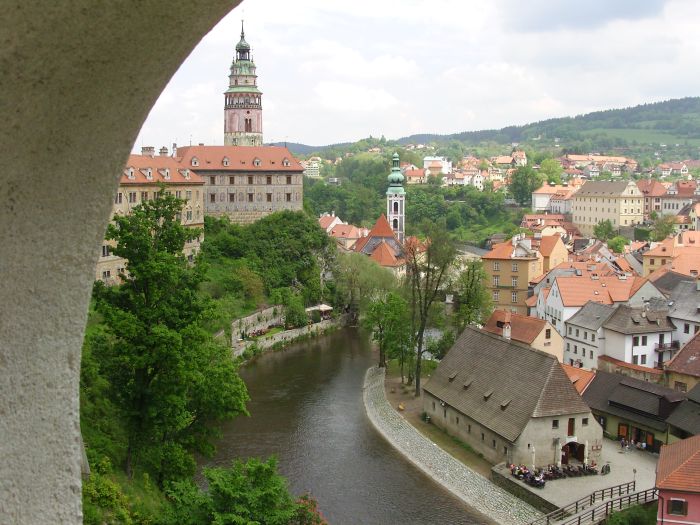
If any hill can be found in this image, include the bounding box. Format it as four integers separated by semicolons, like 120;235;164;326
285;97;700;156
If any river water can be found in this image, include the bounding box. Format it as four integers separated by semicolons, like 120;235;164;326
205;328;490;524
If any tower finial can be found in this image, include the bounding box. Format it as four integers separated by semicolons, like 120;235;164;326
241;19;245;38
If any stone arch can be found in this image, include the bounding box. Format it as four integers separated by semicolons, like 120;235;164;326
1;2;243;522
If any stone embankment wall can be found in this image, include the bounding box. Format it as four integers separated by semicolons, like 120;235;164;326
231;306;284;345
233;319;338;357
363;366;542;525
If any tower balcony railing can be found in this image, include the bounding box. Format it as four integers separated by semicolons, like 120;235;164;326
225;103;261;110
654;341;679;351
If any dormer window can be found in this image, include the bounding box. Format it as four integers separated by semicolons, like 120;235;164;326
162;168;170;180
253;158;261;167
222;156;230;167
145;168;152;180
126;167;135;180
282;158;290;167
191;157;199;167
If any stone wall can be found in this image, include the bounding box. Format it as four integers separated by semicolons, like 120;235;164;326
490;464;559;514
233;319;338;357
231;306;284;345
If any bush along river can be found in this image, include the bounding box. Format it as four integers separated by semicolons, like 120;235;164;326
205;327;493;524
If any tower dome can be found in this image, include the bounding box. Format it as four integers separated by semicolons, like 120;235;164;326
387;152;405;192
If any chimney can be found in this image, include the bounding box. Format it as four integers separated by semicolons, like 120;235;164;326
198;142;204;146
141;146;155;157
159;146;168;156
503;312;512;340
172;143;177;157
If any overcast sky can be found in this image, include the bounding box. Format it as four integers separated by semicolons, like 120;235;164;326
135;0;700;150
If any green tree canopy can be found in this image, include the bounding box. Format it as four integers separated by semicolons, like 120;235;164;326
453;260;492;329
607;235;629;254
539;158;563;184
651;214;676;241
593;219;615;241
93;191;249;483
363;292;409;369
509;165;544;206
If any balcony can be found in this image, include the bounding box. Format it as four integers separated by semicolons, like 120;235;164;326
654;341;679;351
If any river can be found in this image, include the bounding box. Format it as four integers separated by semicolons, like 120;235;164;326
205;328;491;524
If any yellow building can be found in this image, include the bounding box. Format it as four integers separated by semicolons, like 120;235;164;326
642;232;700;276
482;235;543;315
95;150;205;283
572;181;644;237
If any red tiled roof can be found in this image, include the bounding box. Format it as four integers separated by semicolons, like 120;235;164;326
636;179;667;197
482;310;546;344
525;295;539;307
555;275;647;307
319;215;339;230
666;332;700;378
404;168;426;178
598;355;663;375
354;214;396;252
123;155;204;185
329;224;362;240
560;364;596;394
538;235;563;257
175;145;303;172
369;241;403;267
656;434;700;493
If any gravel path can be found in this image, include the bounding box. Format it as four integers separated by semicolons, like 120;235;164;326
363;366;542;525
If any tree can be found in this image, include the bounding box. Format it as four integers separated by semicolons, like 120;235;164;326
405;222;457;396
593;219;615;241
284;292;308;329
607;235;629;254
453;260;492;330
335;253;396;323
93;190;248;483
363;292;409;369
509;165;544;206
651;214;676;241
539;158;563;185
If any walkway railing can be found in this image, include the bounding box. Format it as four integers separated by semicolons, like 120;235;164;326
555;488;658;525
526;481;636;525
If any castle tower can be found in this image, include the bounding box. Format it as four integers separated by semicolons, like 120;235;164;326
386;152;405;243
224;21;263;146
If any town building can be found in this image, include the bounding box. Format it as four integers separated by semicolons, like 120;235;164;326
423;327;602;467
563;301;616;370
571;180;644;236
224;23;263;146
423;156;452;176
531;183;579;212
301;157;322;178
655;434;700;524
659;180;700;216
643;232;700;276
665;332;700;394
482;310;562;361
483;235;543;315
650;270;700;346
583;371;685;452
353;214;405;275
176;145;303;224
637;179;667;218
96;151;205;283
666;384;700;440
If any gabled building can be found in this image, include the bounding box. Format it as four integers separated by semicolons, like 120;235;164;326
666;332;700;393
423;327;602;466
571;180;644;236
643;232;700;276
655;434;700;524
96;151;205;283
354;214;405;275
637;179;667;218
563;301;616;369
650;271;700;345
583;370;685;451
660;180;700;216
482;310;562;361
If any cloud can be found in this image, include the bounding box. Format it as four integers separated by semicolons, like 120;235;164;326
314;81;400;112
496;0;668;32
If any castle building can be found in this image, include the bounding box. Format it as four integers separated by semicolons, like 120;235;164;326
387;152;406;243
224;22;263;146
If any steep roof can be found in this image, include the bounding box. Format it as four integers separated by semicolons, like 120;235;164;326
175;145;303;172
555;275;651;307
637;179;667;197
482;310;546;344
565;301;616;330
423;327;590;442
319;214;341;230
583;370;683;431
666;331;700;378
575;180;634;196
369;241;403;267
123;154;204;185
329;224;363;240
538;235;564;257
656;434;700;493
482;239;539;260
666;383;700;435
603;304;675;335
353;214;396;253
560;364;596;394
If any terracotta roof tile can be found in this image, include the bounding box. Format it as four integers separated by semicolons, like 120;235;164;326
369;241;403;267
538;235;563;257
598;355;663;375
123;155;204;185
560;364;596;394
175;145;303;172
656;434;700;492
666;332;700;378
482;310;546;344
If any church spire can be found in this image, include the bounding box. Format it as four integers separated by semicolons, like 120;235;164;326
386;152;405;242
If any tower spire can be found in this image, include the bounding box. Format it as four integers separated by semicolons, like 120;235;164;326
386;152;406;242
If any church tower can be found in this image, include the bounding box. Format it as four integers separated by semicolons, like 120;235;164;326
386;152;405;243
224;22;263;146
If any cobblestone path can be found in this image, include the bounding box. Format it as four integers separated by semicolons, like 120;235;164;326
363;366;542;525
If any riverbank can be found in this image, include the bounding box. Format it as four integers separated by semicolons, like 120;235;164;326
363;366;542;525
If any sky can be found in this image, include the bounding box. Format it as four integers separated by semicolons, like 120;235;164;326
135;0;700;150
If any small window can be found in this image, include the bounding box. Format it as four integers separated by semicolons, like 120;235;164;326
266;193;272;202
493;261;500;271
191;157;199;167
128;192;137;203
668;499;688;516
481;433;485;441
492;439;496;449
642;336;647;345
285;193;291;202
574;345;578;354
185;190;192;200
503;446;508;455
591;333;596;342
266;176;272;185
552;419;559;429
511;277;518;287
102;270;111;280
209;176;216;185
228;193;235;203
582;418;589;426
456;416;459;425
209;193;216;203
248;176;254;185
114;192;123;204
141;191;149;202
685;323;690;334
286;175;293;185
512;262;518;272
253;158;261;167
576;329;579;337
248;193;254;202
432;401;435;411
641;355;647;365
282;158;290;167
229;176;235;185
468;424;471;433
101;245;110;257
545;329;551;339
633;336;640;346
222;157;230;167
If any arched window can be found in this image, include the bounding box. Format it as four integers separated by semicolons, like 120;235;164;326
191;157;199;167
222;157;229;167
253;158;261;167
393;201;399;213
393;218;398;230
